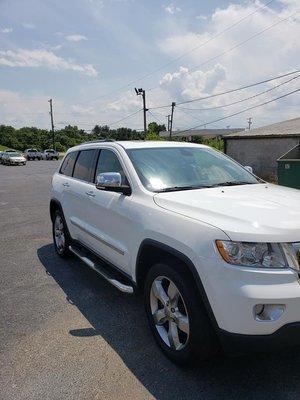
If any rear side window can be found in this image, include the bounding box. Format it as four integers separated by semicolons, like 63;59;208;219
60;151;78;176
73;149;97;182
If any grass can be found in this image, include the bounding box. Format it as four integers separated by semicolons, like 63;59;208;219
0;145;12;151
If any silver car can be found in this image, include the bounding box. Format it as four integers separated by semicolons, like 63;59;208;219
3;152;27;166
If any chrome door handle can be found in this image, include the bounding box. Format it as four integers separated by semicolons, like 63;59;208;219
62;182;70;187
86;191;95;197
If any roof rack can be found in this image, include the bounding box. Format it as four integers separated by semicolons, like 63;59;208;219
81;139;115;144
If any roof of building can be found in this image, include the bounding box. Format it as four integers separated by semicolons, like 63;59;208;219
223;117;300;139
159;128;244;138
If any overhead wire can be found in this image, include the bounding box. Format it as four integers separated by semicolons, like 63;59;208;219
175;88;300;133
149;69;300;110
75;0;277;105
176;74;300;111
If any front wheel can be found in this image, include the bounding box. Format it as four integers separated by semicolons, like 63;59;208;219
144;261;218;365
52;210;71;258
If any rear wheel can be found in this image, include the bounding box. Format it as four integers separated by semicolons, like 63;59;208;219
144;261;218;365
52;210;71;258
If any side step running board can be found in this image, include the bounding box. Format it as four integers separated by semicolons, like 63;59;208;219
69;245;134;294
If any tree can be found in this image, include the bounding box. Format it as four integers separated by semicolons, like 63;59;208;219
146;122;166;141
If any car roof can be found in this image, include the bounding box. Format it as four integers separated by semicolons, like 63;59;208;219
69;140;209;152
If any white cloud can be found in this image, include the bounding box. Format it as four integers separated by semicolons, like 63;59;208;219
196;15;207;21
160;64;227;100
65;34;87;42
106;91;141;111
1;27;13;34
71;105;95;114
21;22;35;29
164;3;182;15
156;0;300;127
0;48;98;77
0;89;53;128
51;44;63;51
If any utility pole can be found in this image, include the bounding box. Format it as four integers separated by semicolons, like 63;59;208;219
48;99;55;149
166;115;171;132
169;102;176;139
247;117;252;130
135;88;148;136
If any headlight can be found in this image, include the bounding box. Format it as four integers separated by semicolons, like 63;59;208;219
216;240;300;270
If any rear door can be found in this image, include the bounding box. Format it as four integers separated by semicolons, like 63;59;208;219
65;149;98;243
83;148;133;273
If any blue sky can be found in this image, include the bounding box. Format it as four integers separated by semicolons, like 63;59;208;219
0;0;299;131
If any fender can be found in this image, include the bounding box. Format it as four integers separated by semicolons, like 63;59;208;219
136;238;220;334
49;198;73;241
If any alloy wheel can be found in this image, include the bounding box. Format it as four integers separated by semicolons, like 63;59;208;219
150;276;190;351
54;215;65;253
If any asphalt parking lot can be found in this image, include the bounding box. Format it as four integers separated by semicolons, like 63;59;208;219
1;161;300;400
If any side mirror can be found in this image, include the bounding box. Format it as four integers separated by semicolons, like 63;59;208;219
95;172;131;195
244;165;253;173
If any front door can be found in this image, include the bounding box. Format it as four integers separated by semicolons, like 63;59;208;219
84;148;133;274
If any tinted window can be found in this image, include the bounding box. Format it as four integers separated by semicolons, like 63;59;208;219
60;151;78;177
95;149;127;184
73;149;97;182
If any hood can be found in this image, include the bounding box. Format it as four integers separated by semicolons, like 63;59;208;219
10;156;25;160
154;184;300;242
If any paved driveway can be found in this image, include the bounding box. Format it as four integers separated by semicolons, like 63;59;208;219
1;161;300;400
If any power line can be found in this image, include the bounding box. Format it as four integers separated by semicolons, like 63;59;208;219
101;108;143;127
147;109;165;124
176;88;300;134
146;9;298;98
176;74;300;111
187;10;298;74
75;0;276;106
61;109;143;130
149;68;300;110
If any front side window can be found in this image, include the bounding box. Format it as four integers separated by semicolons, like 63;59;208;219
73;149;97;182
127;146;259;192
95;149;127;184
60;151;78;177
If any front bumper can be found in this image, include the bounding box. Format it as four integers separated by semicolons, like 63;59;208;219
200;257;300;336
219;322;300;354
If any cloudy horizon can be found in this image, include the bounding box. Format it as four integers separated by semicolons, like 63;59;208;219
0;0;299;132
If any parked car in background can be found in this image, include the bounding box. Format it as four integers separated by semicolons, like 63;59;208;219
25;148;41;160
41;149;59;160
2;152;27;165
1;150;18;164
50;140;300;365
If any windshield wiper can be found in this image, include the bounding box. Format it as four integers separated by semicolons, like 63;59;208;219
156;185;210;193
209;181;256;188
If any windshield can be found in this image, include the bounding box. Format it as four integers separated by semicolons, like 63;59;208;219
10;153;22;157
127;146;259;192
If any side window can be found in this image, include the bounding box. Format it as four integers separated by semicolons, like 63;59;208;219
60;151;78;176
95;149;127;184
73;149;97;182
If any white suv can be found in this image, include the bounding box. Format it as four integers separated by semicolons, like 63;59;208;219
50;140;300;365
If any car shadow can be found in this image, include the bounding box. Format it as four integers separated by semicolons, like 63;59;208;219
37;244;300;400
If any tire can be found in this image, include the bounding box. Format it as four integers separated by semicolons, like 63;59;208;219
52;210;71;258
144;260;218;365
